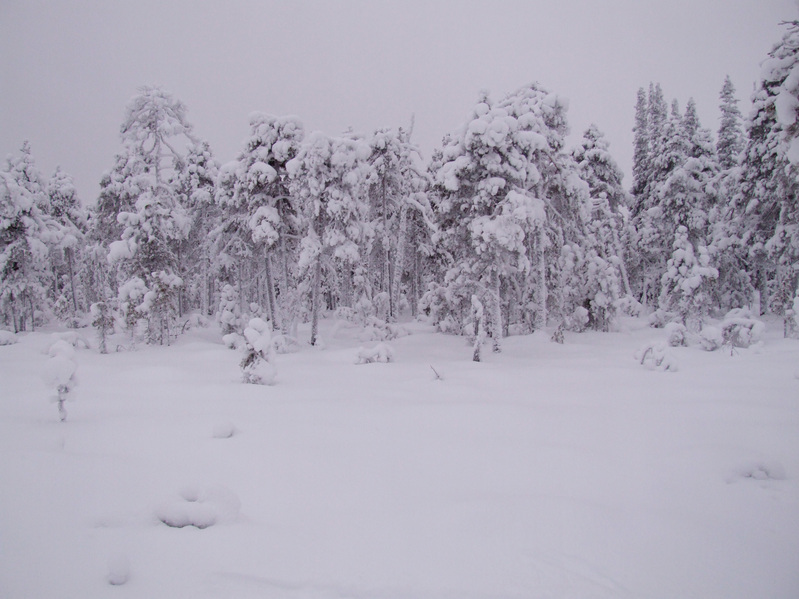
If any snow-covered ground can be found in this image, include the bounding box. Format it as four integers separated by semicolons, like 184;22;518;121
1;317;797;598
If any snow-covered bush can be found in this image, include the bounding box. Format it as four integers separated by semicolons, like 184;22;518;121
635;341;678;372
0;330;17;346
44;339;78;421
664;322;687;347
568;305;590;333
648;309;673;329
356;343;394;364
721;308;765;348
698;325;724;351
240;317;276;385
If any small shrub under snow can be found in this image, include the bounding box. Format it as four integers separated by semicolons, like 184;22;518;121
664;322;687;347
356;343;394;364
635;341;678;372
44;339;78;421
0;330;17;346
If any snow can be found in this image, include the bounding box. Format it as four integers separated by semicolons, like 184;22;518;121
1;316;798;598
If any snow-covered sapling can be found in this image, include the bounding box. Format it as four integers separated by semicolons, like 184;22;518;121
90;301;115;354
44;340;78;421
240;317;276;385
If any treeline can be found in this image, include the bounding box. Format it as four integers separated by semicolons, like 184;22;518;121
2;22;798;356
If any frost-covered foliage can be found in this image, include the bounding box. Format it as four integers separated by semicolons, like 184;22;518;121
240;317;276;385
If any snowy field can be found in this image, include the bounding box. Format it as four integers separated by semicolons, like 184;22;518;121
1;317;798;599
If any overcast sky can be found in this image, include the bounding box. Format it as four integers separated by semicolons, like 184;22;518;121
1;0;795;203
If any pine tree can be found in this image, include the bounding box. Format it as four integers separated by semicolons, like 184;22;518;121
108;86;196;345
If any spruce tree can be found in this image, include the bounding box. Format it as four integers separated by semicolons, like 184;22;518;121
717;76;744;169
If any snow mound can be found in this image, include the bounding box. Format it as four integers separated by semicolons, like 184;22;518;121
0;330;17;345
155;484;241;529
356;343;394;364
107;553;130;586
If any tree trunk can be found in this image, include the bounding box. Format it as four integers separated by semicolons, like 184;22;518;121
535;226;548;331
391;206;409;321
264;251;277;328
489;270;502;353
66;248;78;317
310;259;322;346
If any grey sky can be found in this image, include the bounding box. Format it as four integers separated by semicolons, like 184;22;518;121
0;0;795;203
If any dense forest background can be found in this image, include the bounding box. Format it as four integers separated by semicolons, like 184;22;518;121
2;21;798;358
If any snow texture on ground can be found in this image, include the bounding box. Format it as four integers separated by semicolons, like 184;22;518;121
1;316;797;598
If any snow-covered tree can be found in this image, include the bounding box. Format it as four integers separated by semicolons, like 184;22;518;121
426;83;595;353
108;86;197;345
363;127;429;321
0;146;60;331
213;114;304;332
717;76;745;170
240;317;276;385
287;131;370;346
572;124;633;328
732;21;799;327
659;225;719;331
632;88;650;198
46;167;86;324
175;140;219;316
